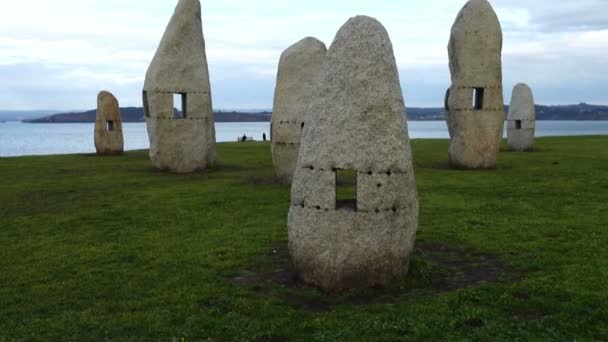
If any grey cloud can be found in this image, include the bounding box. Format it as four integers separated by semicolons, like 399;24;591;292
496;0;608;31
0;63;142;110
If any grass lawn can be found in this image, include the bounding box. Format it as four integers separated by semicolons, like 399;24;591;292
1;136;607;340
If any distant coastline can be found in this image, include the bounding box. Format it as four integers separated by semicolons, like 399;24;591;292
21;109;271;124
6;103;608;123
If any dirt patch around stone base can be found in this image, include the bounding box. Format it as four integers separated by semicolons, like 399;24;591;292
230;241;522;312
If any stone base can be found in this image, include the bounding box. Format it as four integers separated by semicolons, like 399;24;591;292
95;149;123;156
271;143;299;184
95;129;124;156
448;151;498;169
288;205;418;292
447;112;504;169
508;129;534;152
147;118;216;173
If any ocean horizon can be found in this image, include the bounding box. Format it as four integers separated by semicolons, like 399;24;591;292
1;121;608;157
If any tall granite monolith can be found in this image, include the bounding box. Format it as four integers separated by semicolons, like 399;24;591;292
288;16;419;292
143;0;216;173
94;91;124;155
445;0;504;169
271;37;327;184
507;83;536;151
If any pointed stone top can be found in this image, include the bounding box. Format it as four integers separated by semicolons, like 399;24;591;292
97;91;118;112
449;0;503;84
452;0;501;31
513;83;532;95
98;90;115;99
298;15;412;173
144;0;210;93
508;83;535;120
280;37;326;61
273;37;326;123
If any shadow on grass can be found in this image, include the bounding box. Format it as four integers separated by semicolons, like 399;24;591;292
415;161;514;171
213;162;252;173
500;147;546;153
229;240;522;312
134;162;249;177
245;174;289;186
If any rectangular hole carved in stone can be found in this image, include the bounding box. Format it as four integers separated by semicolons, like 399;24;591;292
142;91;150;118
472;88;484;110
106;120;114;131
173;93;187;119
516;120;522;130
335;169;357;211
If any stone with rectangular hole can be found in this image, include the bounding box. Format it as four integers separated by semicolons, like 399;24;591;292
507;83;536;151
94;91;124;156
288;16;418;292
142;0;216;173
445;0;505;169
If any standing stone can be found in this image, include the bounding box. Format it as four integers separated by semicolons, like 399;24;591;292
507;83;536;151
445;0;504;169
271;37;327;184
143;0;216;173
94;91;124;155
288;16;419;292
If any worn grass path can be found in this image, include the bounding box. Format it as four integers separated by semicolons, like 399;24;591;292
0;137;607;340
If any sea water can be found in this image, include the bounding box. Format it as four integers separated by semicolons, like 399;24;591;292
1;121;607;157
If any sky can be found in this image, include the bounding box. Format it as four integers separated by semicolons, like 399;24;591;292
0;0;607;110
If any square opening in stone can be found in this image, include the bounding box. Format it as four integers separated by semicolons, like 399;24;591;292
142;91;150;118
516;120;522;130
106;120;114;131
472;88;484;110
173;93;187;119
335;169;357;211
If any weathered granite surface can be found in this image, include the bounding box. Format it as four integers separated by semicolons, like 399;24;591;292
271;37;327;184
445;0;505;169
94;91;124;155
507;83;536;151
143;0;216;173
288;16;419;292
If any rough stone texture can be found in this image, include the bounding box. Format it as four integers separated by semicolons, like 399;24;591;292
94;91;124;155
271;37;327;184
507;83;536;151
446;0;505;169
143;0;216;173
288;16;419;292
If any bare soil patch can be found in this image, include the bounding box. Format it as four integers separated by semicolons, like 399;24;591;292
230;240;522;312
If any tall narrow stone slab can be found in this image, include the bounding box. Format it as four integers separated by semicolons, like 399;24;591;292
288;16;419;292
271;37;327;184
445;0;504;169
143;0;216;173
94;91;124;155
507;83;536;151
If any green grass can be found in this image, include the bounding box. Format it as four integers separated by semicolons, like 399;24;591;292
336;169;357;209
1;137;607;340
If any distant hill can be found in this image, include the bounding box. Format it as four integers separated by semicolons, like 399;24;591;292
407;103;608;121
19;103;608;123
406;108;446;120
0;110;59;122
533;103;608;120
24;108;271;123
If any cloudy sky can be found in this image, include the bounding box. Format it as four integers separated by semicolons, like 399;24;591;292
0;0;607;110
